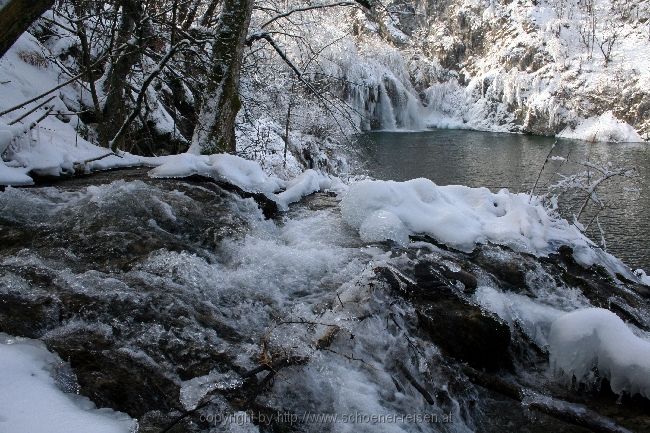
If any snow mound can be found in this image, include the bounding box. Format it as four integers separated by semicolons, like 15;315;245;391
340;178;594;256
548;308;650;399
149;153;338;210
558;112;644;143
0;334;136;433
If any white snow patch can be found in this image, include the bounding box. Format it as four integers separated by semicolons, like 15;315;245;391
0;34;143;184
148;153;283;194
148;153;339;210
0;160;33;185
340;178;595;256
558;112;644;143
0;334;136;433
549;308;650;399
276;169;343;210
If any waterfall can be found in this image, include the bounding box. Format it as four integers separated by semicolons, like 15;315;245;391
348;75;425;131
377;81;398;130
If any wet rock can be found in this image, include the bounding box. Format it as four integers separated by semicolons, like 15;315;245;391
376;261;512;371
181;174;279;219
545;246;650;330
417;301;512;372
0;290;61;338
440;264;478;293
46;327;182;417
473;247;534;291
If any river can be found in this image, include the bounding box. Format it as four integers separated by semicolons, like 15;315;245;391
355;130;650;271
1;138;650;432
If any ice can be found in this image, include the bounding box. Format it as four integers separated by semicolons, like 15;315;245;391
474;286;566;348
634;269;650;286
558;111;644;143
548;308;650;399
0;334;136;433
179;370;242;410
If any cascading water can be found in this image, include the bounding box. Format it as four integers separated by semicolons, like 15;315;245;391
347;74;425;131
1;168;649;433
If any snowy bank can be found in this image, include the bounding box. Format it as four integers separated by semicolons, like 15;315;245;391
149;153;339;210
0;34;143;185
549;308;650;399
558;112;644;143
0;334;136;433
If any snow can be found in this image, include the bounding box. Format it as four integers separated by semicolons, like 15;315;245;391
634;269;650;286
0;160;33;185
0;34;143;185
341;178;593;255
276;169;342;209
149;153;338;210
340;177;641;279
149;153;282;194
558;112;644;143
0;334;136;433
338;0;649;141
548;308;650;399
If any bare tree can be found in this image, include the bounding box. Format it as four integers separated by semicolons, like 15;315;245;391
596;19;620;66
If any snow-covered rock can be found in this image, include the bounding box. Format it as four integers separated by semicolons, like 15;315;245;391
341;178;588;254
340;177;637;278
149;153;338;210
0;160;33;185
549;308;650;399
0;334;136;433
149;153;284;193
558;111;644;143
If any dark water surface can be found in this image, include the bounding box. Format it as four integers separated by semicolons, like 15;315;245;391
355;129;650;271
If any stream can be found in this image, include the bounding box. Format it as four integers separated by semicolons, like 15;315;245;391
1;132;650;433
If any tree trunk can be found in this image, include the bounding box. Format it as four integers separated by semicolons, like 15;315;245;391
98;0;144;149
189;0;253;154
0;0;55;59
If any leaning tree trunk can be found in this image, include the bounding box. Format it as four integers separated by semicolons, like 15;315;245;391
98;0;144;149
0;0;55;59
189;0;254;155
